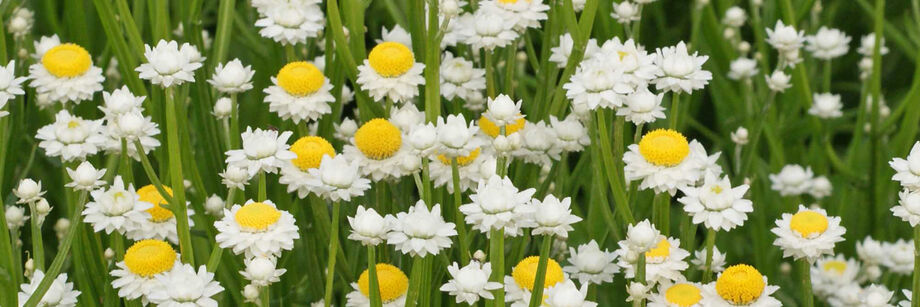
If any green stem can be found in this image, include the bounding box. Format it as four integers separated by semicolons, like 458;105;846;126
528;235;554;307
164;87;194;264
489;228;505;307
29;202;45;272
258;171;266;201
368;246;382;307
912;226;920;307
799;259;814;307
653;193;670;236
23;191;88;307
133;140;174;206
324;202;341;307
634;252;646;307
595;111;635;225
485;52;496;99
451;158;470;265
669;93;680;130
702;228;716;282
822;60;832;92
229;93;240;149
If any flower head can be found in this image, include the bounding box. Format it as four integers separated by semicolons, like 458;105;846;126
136;40;204;87
387;200;457;257
440;261;503;305
225;127;296;177
208;59;255;93
771;205;846;261
564;240;619;285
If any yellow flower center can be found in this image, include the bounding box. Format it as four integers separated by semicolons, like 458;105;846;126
67;120;80;129
618;51;630;60
665;283;703;307
478;116;526;138
368;42;414;77
512;256;565;291
290;136;335;171
789;210;829;238
638;129;690;167
716;264;765;305
276;61;325;96
42;43;92;78
234;202;281;231
354;118;402;160
645;238;671;260
823;260;847;275
710;185;723;194
124;239;176;277
138;185;174;222
358;263;409;302
437;147;481;166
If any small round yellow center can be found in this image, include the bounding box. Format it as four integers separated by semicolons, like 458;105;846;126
478;116;526;138
354;118;402;160
368;42;414;77
276;61;325;96
67;120;80;129
789;210;829;238
710;185;724;194
665;283;703;307
645;239;671;260
290;136;335;171
716;264;765;305
437;147;481;166
358;263;409;302
42;43;92;78
138;185;174;222
823;260;847;275
234;202;281;231
512;256;565;291
124;239;176;277
638;129;690;167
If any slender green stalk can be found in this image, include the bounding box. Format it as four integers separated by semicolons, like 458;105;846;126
163;87;194;264
669;93;681;130
228;93;240;149
633;252;646;307
28;202;45;272
913;225;920;307
799;260;814;307
368;246;382;307
485;52;496;98
653;193;670;235
258;171;267;201
528;235;554;307
260;287;270;307
211;0;235;65
23;191;88;307
423;0;442;122
451;158;470;265
324;202;341;307
822;60;832;92
405;256;430;307
133;140;174;205
702;228;716;283
595;111;635;225
489;228;505;307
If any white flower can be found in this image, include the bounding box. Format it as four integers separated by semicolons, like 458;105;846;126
700;265;782;307
6;205;28;230
204;194;224;216
611;1;641;24
484;94;524;127
766;20;805;52
564;60;630;111
827;283;864;306
890;142;920;191
771;205;846;261
808;92;844;119
428;148;496;193
0;60;27;114
348;205;393;246
408;123;439;156
811;255;860;299
387;200;457;257
857;237;886;265
15;179;45;204
65;161;106;191
99;86;145;118
8;8;34;38
18;270;80;307
648;281;706;307
356;42;425;104
653;41;712;94
678;173;753;231
240;257;286;287
220;165;252;190
82;176;150;235
881;239;914;274
208;59;255;93
440;52;486;102
616;237;690;285
806;27;851;60
690;247;726;273
858;33;889;57
213;97;233;119
731;127;749;145
893;189;920;226
623;129;711;195
531;195;581;238
28;42;104;104
591;38;658;88
809;176;833;199
625;219;660;252
111;240;181;302
125;185;195;245
264;61;334;124
335;118;359;142
764;70;792;92
543;279;597;307
342;118;414;181
626;282;652;303
214;200;300;259
769;164;815;196
861;284;895;307
722;6;747;27
225;127;296;177
617;89;666;125
147;264;223;307
103;110;162;160
564;240;619;285
550;33;599;68
436;114;481;157
36;110;105;162
461;175;536;237
440;261;503;305
254;0;324;45
307;155;372;202
727;57;759;80
462;8;519;51
480;0;549;31
550;114;590;152
378;24;413;48
136;40;204;87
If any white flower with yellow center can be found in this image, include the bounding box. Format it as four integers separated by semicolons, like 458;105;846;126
805;27;851;60
36;110;105;162
678;174;753;231
771;205;846;261
811;255;860;299
618;88;666;125
279;136;336;198
440;261;503;305
531;195;582;238
110;239;181;301
691;247;726;273
208;59;255;93
343;118;414;181
125;185;195;244
700;264;782;307
615;237;690;285
82;176;150;235
890;141;920;191
215;199;299;259
480;0;549;32
0;60;27;116
768;164;815;196
254;0;324;45
550;33;599;68
348;205;394;246
462;175;536;237
240;256;286;287
136;40;204;88
356;42;425;104
564;240;619;285
653;41;712;94
264;61;334;123
809;92;843;119
225;127;296;177
462;8;519;51
623;129;709;195
306;155;372;202
429;147;496;193
440;52;485;102
18;270;80;307
893;189;920;226
504;256;568;306
881;239;914;274
147;263;224;307
564;60;630;111
592;38;658;88
387;200;457;256
543;279;597;307
28;42;104;104
766;20;805;53
346;263;409;307
648;281;705;307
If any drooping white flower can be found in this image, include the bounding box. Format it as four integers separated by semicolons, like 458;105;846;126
805;27;851;60
771;205;846;261
225;127;296;177
653;41;712;94
461;175;537;237
809;92;844;119
147;263;224;307
18;270;80;307
208;59;255;93
768;164;815;196
440;261;503;305
214;200;300;259
348;205;393;246
387;200;457;257
136;40;204;88
564;240;619;285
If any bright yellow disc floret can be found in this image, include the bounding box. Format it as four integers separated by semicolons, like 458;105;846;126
512;256;565;291
290;136;335;171
138;185;174;222
437;147;481;166
124;239;177;277
368;42;415;77
638;129;690;167
358;263;409;302
276;61;325;96
354;118;402;160
716;264;766;305
234;202;281;231
823;260;847;274
42;43;92;78
478;116;526;138
789;210;829;238
645;238;671;260
665;283;703;307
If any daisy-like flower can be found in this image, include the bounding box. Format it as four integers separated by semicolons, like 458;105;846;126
768;164;815;196
36;110;105;162
805;27;851;60
484;94;524;127
616;237;690;285
827;283;864;306
125;185;195;244
678;173;753;231
858;33;889;57
550;114;590;152
564;240;619;285
727;57;759;80
623;129;710;195
110;239;180;301
147;263;224;307
14;179;45;205
99;86;145;118
543;279;597;307
436;113;482;157
861;284;895;307
387;200;457;256
429;147;496;192
653;41;713;94
65;161;106;191
881;239;914;274
136;40;204;88
811;255;860;299
440;261;503;305
6;205;28;230
691;247;726;273
513;120;563;167
348;205;393;246
264;61;334;123
592;37;658;88
103;110;162;161
346;263;409;307
307;155;372;202
481;0;549;31
356;42;425;103
279;136;335;198
335;118;359;142
215;199;299;258
890;141;920;191
240;256;286;287
766;20;805;53
611;1;641;24
564;60;630;111
220;165;251;191
531;195;581;238
700;264;782;307
343;118;414;181
254;0;324;45
618;89;666;125
0;60;27;116
550;33;599;68
440;52;487;102
18;270;80;307
723;6;747;27
28;42;104;104
82;176;150;234
208;59;255;93
462;8;519;51
808;92;844;119
771;205;846;261
505;256;567;306
893;189;920;226
647;281;706;307
225;127;296;177
809;176;833;199
461;175;536;237
765;70;792;92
